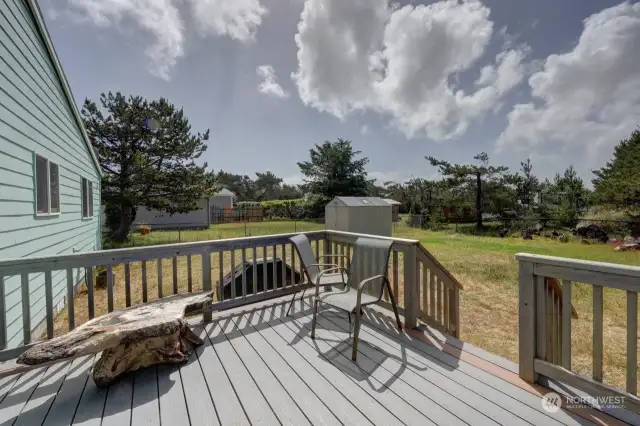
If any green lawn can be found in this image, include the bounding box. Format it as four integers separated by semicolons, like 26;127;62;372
105;220;638;390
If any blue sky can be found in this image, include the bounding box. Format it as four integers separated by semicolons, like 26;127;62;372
43;0;640;186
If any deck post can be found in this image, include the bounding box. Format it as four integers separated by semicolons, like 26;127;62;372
518;260;537;382
403;244;418;329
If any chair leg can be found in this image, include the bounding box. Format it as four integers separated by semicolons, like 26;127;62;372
347;312;352;337
352;307;361;361
286;287;308;316
311;299;319;339
387;282;403;331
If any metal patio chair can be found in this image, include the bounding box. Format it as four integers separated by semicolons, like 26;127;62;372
310;237;402;361
286;234;351;316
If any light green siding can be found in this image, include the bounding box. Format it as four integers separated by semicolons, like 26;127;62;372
0;0;101;347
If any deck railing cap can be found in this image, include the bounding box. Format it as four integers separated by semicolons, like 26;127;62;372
325;229;419;245
515;252;640;278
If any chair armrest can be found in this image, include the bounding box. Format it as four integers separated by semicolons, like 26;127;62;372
315;267;348;295
357;275;388;292
356;275;389;311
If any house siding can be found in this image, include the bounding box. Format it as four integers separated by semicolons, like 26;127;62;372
0;0;101;347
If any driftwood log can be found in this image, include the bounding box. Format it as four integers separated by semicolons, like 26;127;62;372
17;293;212;388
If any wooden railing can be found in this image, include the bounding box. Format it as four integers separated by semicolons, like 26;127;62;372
517;253;640;414
0;230;462;362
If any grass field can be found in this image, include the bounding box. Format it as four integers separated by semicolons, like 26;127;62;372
63;220;639;391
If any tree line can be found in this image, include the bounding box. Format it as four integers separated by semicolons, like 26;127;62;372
84;92;639;241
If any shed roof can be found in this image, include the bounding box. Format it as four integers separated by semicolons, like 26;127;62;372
214;188;235;197
333;196;391;207
382;198;402;205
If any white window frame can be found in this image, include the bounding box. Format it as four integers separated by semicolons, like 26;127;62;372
81;177;94;219
34;153;60;217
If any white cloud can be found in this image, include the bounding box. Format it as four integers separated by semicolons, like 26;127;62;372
256;65;289;99
63;0;267;80
282;174;304;185
497;2;640;168
360;125;369;135
292;0;528;140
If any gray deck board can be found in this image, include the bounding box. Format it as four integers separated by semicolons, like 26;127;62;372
242;311;374;426
359;308;596;426
231;313;342;426
311;309;502;426
13;361;72;426
178;326;220;426
196;326;249;426
101;373;134;426
42;356;94;426
267;306;415;426
280;306;451;426
157;363;190;425
217;317;312;426
72;359;109;426
316;303;567;426
1;294;621;426
130;366;160;426
206;321;280;426
0;367;46;425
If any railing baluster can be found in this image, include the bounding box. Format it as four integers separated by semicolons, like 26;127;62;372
231;250;236;299
66;268;75;331
242;249;248;297
281;244;286;287
107;265;114;312
593;284;603;382
263;246;268;289
157;259;163;299
314;239;319;259
292;246;297;285
627;291;637;395
556;292;562;365
452;287;460;338
535;276;547;360
272;245;277;289
429;270;436;319
562;280;572;370
202;248;211;322
421;262;428;318
289;243;295;287
444;282;450;331
546;284;554;363
187;255;192;293
403;245;418;328
218;251;224;301
125;263;131;307
172;257;178;295
392;250;399;300
0;276;6;348
21;273;30;344
252;247;258;295
45;271;54;339
436;276;443;325
86;268;95;320
141;261;148;303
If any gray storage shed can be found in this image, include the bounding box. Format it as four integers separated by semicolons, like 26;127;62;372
325;197;393;237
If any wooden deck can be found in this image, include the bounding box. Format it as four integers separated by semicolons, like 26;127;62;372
0;295;627;426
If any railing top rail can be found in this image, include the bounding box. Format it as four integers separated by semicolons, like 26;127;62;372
0;230;326;274
515;253;640;278
325;229;419;246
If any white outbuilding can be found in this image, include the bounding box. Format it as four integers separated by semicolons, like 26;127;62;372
325;196;393;237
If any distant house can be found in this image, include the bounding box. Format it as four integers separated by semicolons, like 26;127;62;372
0;0;102;346
127;189;237;230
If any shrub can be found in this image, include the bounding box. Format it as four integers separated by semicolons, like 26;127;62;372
259;198;325;220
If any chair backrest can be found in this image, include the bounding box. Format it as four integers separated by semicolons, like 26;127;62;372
290;234;320;283
347;237;393;301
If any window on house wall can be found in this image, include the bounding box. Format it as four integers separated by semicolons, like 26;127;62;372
35;154;60;215
82;177;93;218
